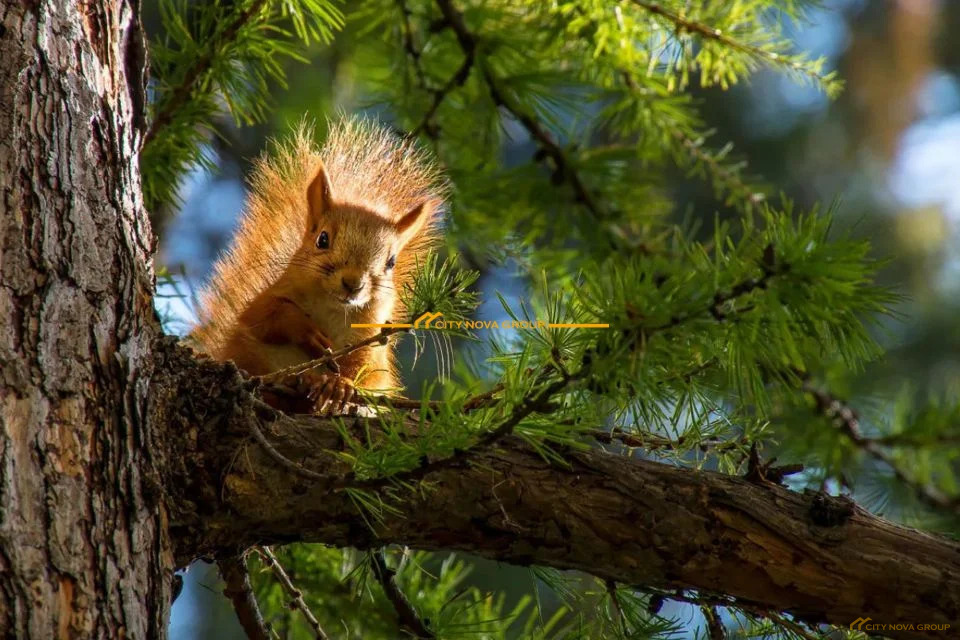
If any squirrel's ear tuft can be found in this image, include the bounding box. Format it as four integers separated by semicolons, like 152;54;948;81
307;162;334;231
395;198;438;246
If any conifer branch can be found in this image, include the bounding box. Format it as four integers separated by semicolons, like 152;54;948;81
434;0;605;220
801;377;960;515
618;71;765;211
338;268;786;493
143;0;270;147
396;0;429;90
246;262;786;496
628;0;833;89
371;550;435;638
255;546;330;640
336;369;582;492
396;0;475;139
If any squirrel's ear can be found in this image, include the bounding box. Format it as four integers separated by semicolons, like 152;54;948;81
395;199;438;246
306;162;334;231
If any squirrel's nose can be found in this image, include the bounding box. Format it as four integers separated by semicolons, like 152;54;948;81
341;276;364;294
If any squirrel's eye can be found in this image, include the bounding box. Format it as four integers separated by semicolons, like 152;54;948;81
316;231;329;249
385;255;396;270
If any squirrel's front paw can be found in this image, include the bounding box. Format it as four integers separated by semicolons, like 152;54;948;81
307;373;356;416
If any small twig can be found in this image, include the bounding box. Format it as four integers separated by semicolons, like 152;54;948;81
245;380;505;489
461;383;505;410
701;605;726;640
362;382;504;411
661;591;820;640
645;265;779;338
259;327;410;384
870;432;960;447
256;546;329;640
248;418;330;482
619;71;765;209
220;553;271;640
396;0;429;88
587;428;744;454
371;550;435;638
672;129;765;207
261;382;503;413
411;52;476;138
744;442;804;487
606;579;629;636
758;610;821;640
247;377;514;495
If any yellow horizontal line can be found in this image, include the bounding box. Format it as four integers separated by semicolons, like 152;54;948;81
548;323;610;328
351;322;609;329
350;323;413;328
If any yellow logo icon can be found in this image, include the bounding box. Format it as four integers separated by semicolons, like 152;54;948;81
413;311;443;329
850;617;872;631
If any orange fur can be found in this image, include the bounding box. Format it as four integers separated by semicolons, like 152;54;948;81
191;117;445;401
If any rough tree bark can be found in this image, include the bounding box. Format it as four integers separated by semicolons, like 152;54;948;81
0;2;958;640
0;1;168;638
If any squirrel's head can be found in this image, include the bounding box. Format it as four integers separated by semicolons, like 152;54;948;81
295;162;437;309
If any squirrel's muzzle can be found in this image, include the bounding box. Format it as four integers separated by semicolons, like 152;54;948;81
341;276;364;295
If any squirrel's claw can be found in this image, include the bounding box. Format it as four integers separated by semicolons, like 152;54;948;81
309;373;355;416
331;378;355;415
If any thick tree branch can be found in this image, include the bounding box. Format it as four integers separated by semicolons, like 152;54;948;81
153;344;960;640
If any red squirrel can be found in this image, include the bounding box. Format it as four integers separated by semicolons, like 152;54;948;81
191;119;443;414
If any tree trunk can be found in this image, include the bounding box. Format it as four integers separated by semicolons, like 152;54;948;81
0;1;168;638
